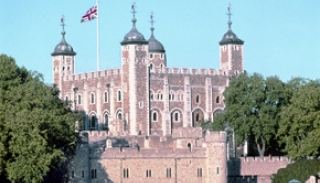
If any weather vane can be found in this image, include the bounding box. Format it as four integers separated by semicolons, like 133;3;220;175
150;12;154;27
227;4;232;21
227;4;232;29
131;2;136;18
61;15;65;30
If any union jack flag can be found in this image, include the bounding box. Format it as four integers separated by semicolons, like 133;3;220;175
81;5;98;23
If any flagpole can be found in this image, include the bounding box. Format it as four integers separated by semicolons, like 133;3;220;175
96;0;100;71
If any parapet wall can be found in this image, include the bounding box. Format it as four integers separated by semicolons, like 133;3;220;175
228;156;291;176
63;67;238;82
205;131;227;143
172;127;202;138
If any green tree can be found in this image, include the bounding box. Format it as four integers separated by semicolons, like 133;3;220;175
278;79;320;159
0;54;80;182
213;73;287;156
272;159;320;183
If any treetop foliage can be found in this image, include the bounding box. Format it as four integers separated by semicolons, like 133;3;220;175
0;54;81;182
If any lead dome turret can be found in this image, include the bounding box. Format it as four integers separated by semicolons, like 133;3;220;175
51;30;76;56
148;27;165;53
121;18;148;45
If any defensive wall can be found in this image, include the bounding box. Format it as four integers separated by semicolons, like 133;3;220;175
62;67;233;82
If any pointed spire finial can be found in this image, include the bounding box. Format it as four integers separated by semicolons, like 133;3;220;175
226;3;232;30
60;15;66;37
150;12;155;35
131;2;136;18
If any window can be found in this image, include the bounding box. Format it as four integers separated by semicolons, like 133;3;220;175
195;95;200;104
216;96;220;103
195;113;200;122
117;112;123;120
173;112;180;122
139;101;143;109
91;93;95;104
65;96;68;102
78;95;81;105
149;53;153;59
152;112;158;122
71;171;74;178
91;169;97;179
149;64;153;70
117;90;122;102
91;115;96;128
197;168;202;177
166;168;171;178
160;54;163;59
179;94;183;101
216;167;220;175
104;92;108;103
146;169;151;177
150;94;153;100
82;170;84;178
67;66;70;70
123;168;129;178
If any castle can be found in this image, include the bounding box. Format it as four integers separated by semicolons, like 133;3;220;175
51;4;290;183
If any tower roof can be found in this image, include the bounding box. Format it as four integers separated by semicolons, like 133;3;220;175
51;16;76;56
219;4;244;45
148;13;165;53
121;3;148;45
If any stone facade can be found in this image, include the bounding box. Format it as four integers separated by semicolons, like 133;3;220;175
51;5;290;183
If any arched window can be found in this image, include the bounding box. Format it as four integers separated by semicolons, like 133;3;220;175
179;94;183;101
91;115;96;128
65;96;68;102
104;92;108;103
117;90;122;102
78;95;81;105
152;111;158;122
195;113;200;122
117;112;122;120
173;112;180;122
91;93;95;104
216;96;220;103
149;64;153;70
150;94;153;100
195;95;200;104
149;53;153;59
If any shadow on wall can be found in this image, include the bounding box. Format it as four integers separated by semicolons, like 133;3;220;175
227;158;258;183
67;132;115;183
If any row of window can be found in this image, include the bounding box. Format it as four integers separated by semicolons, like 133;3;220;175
67;91;122;105
71;167;221;179
221;45;241;51
67;91;221;105
151;111;180;122
150;93;221;104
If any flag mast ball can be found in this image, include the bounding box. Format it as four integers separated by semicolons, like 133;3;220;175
81;1;99;71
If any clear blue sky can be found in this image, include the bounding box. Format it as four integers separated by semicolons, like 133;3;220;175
1;1;320;83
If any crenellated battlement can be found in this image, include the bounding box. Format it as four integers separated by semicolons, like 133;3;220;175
63;68;122;81
241;156;291;163
86;131;108;143
158;67;231;77
228;156;292;176
205;131;227;143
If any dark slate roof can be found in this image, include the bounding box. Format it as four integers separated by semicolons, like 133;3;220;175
219;29;244;45
148;27;165;53
121;18;148;45
51;31;76;56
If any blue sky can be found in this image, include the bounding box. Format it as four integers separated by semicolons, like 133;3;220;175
1;1;320;83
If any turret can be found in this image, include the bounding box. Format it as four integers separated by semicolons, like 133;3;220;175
219;4;244;75
120;3;149;136
148;12;166;72
51;16;76;93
